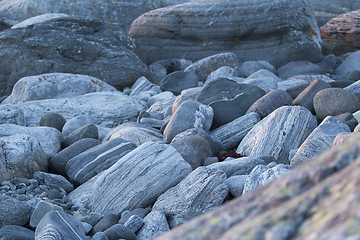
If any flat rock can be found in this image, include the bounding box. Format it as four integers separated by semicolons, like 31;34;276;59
0;194;32;228
0;104;25;125
137;210;170;240
92;142;192;215
335;50;360;81
237;106;318;164
0;225;34;240
129;0;322;67
160;71;199;95
246;69;282;82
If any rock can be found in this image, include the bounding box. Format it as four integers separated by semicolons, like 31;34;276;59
33;171;74;193
153;167;228;220
0;15;147;97
0;124;62;158
50;138;101;176
332;132;359;146
103;122;162;146
35;210;87;240
355;124;360;132
163;100;213;143
156;134;360;240
313;88;360;120
292;79;331;114
0;134;47;181
207;157;268;177
205;66;239;84
0;194;32;227
334;112;358;131
321;10;360;56
243;76;278;93
66;138;137;185
237;61;276;77
160;71;199;95
103;224;137;240
196;79;265;128
0;225;35;240
2;92;145;128
129;0;322;67
129;76;162;98
0;104;25;125
286;83;309;99
154;58;193;73
224;175;247;197
344;79;360;99
62;123;98;148
92;142;192;215
39;112;66;132
30;200;63;228
210;112;260;151
335;50;360;81
171;135;212;169
119;208;151;224
4;73;118;104
90;214;120;236
169;218;187;229
330;80;355;88
291;116;350;167
278;79;308;91
277;61;324;80
246;69;282;82
124;215;144;233
92;232;109;240
288;74;335;83
137;210;170;240
242;164;290;194
148;91;175;107
237;106;318;164
172;87;202;113
246;89;293;119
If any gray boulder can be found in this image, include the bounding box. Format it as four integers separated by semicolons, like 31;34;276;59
62;115;90;137
334;112;358;131
124;215;144;233
243;76;278;93
30;200;63;228
0;194;32;227
62;123;98;148
335;50;360;81
237;61;276;77
160;71;199;95
103;224;137;240
92;142;192;215
153;167;228;220
224;175;247;197
172;87;202;113
277;61;324;80
205;66;239;84
128;0;322;67
237;106;318;164
39;113;66;132
0;225;35;240
345;79;360;99
246;69;282;82
129;76;162;99
137;210;170;240
278;79;309;91
33;171;74;193
0;105;25;125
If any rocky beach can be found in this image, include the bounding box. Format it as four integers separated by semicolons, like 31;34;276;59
0;0;360;239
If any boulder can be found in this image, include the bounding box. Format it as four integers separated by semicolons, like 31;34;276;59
0;105;25;125
205;66;239;84
33;171;74;193
277;61;324;80
237;106;318;164
160;71;199;95
0;194;32;228
62;123;98;148
237;61;276;77
92;142;192;215
0;225;34;240
245;69;282;82
39;112;66;132
124;215;145;233
0;14;147;97
128;0;322;66
344;79;360;99
103;224;137;240
243;76;278;93
335;50;360;81
137;210;170;240
172;87;202;113
224;175;247;197
334;112;358;131
30;200;63;228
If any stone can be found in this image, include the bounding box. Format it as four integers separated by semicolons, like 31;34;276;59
33;171;74;193
329;80;355;88
92;232;109;240
30;200;63;228
332;132;359;146
50;138;101;176
334;112;358;131
344;79;360;99
0;124;62;158
246;89;293;119
137;210;170;240
277;79;308;91
160;71;199;95
242;164;290;194
124;215;144;233
288;74;335;83
170;135;212;169
62;123;98;148
172;87;202;113
0;225;35;240
355;124;360;132
237;61;276;77
35;210;87;240
153;167;228;220
81;213;103;227
39;112;66;132
0;134;47;181
0;15;147;98
148;91;175;107
0;194;32;227
335;50;360;81
129;76;162;98
207;157;268;177
169;218;187;229
224;175;247;197
237;106;318;164
163;100;213;143
129;0;322;67
313;88;360;120
154;58;193;73
119;208;151;224
148;62;168;85
292;79;332;114
139;117;165;129
90;214;120;236
210;112;260;151
196;79;265;128
286;83;309;99
246;69;282;82
277;61;324;80
205;66;239;84
103;224;137;240
291;116;350;167
66;137;137;185
0;104;25;125
92;142;192;215
321;10;360;56
243;76;278;93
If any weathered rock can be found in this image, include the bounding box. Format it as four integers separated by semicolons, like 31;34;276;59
33;171;74;193
278;79;308;91
334;112;359;131
321;10;360;56
0;134;47;181
129;0;322;66
137;210;170;240
237;106;318;164
332;132;359;146
243;76;278;93
0;194;32;228
210;112;260;151
160;71;199;95
163;100;213;143
92;142;192;215
344;79;360;99
277;61;324;80
335;50;360;81
30;200;63;228
0;104;25;125
288;74;335;83
246;89;293;119
172;87;202;113
119;208;151;224
35;210;87;240
154;58;193;74
124;215;144;233
89;214;120;236
286;83;309;99
39;112;66;132
66;137;137;185
156;134;360;240
313;88;360;120
237;61;276;77
153;167;228;220
103;224;137;240
205;66;239;84
224;175;247;197
0;225;35;240
246;69;282;82
62;123;98;148
0;15;147;97
61;115;90;137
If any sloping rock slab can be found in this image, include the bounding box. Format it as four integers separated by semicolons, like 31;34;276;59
128;0;322;66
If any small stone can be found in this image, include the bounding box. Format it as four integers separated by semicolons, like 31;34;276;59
169;217;187;229
39;112;66;132
103;224;137;240
62;123;98;148
237;61;276;77
160;71;199;95
90;214;120;236
137;210;170;240
0;225;35;240
277;61;324;80
124;215;144;233
224;175;247;197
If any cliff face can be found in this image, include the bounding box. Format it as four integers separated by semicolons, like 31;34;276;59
157;133;360;240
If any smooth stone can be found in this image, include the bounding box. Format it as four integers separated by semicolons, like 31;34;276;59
237;61;276;77
277;61;324;80
334;112;358;131
210;112;260;151
237;106;318;164
345;79;360;99
62;115;90;137
30;200;63;228
246;89;293;119
0;194;32;227
148;62;167;85
33;171;74;193
203;157;219;166
103;224;136;240
0;104;25;125
0;134;47;181
335;50;360;81
137;210;170;240
277;79;308;91
332;132;359;146
355;124;360;133
139;117;165;129
329;80;355;88
205;66;238;84
62;123;98;148
286;83;309;99
50;138;101;176
172;87;202;114
291;116;351;168
92;142;192;215
39;112;66;132
160;71;199;95
90;214;120;237
0;225;35;240
224;175;247;197
119;208;151;224
82;222;92;235
163;100;213;143
243;76;278;93
313;88;360;120
92;232;109;240
288;74;335;83
129;76;161;97
81;213;103;227
153;167;228;220
246;69;282;82
124;215;144;233
147;92;175;106
169;218;187;229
